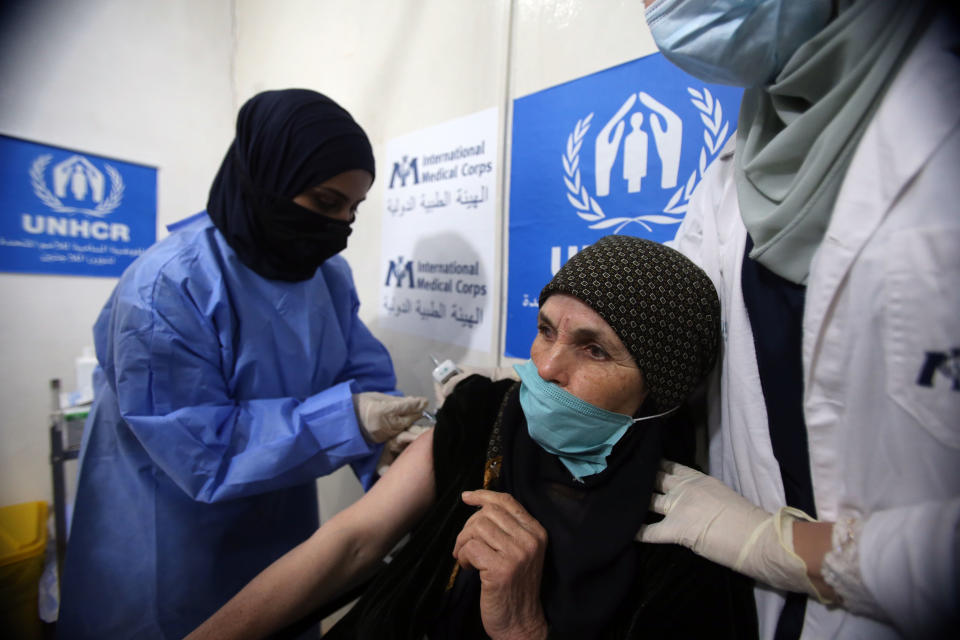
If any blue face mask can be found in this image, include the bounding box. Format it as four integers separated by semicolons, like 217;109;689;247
645;0;832;87
514;360;674;481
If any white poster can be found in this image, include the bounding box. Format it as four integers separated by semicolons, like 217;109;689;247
379;107;498;352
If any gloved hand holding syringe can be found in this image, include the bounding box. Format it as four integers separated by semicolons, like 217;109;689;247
378;354;521;475
375;354;452;476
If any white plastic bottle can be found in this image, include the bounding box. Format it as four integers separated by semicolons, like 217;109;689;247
430;355;461;385
75;345;97;403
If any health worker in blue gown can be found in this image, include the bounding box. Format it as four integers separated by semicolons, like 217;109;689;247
58;89;427;639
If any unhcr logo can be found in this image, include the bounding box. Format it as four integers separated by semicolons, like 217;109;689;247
30;154;125;217
563;87;730;234
23;153;131;241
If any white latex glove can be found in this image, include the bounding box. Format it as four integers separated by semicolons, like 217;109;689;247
638;460;831;602
434;364;519;407
376;425;431;477
353;392;428;443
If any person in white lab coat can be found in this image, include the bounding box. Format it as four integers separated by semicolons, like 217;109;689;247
638;0;959;638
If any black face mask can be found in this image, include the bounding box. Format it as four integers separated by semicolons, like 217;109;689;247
252;197;353;282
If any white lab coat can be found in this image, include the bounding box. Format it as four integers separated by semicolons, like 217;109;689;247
670;13;960;639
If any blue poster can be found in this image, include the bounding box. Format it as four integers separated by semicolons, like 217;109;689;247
0;134;157;277
505;54;742;358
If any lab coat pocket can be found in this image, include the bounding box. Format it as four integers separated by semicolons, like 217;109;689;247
884;227;960;449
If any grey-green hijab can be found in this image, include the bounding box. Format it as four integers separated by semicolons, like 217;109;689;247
736;0;935;284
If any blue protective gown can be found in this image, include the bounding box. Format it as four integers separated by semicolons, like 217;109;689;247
59;212;396;639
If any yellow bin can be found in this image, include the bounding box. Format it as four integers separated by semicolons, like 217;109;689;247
0;501;48;640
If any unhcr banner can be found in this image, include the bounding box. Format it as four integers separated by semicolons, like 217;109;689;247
505;54;742;358
0;134;156;277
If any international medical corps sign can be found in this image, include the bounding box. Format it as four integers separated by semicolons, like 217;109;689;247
378;108;498;353
505;54;742;357
0;134;156;277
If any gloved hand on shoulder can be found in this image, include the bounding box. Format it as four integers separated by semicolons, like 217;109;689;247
353;392;428;443
637;460;833;603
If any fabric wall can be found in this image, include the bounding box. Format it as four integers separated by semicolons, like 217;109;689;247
0;0;235;508
0;0;657;521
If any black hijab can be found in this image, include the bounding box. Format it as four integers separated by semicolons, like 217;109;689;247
207;89;375;281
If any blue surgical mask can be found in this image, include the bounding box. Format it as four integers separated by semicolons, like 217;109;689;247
514;360;674;481
645;0;832;87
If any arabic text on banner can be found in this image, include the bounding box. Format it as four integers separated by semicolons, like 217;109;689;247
379;107;498;353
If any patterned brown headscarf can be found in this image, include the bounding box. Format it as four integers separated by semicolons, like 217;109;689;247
539;235;720;412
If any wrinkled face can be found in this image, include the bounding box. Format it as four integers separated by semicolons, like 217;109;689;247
292;169;373;222
531;294;647;416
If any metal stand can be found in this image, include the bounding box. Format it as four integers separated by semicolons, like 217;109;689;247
48;379;81;579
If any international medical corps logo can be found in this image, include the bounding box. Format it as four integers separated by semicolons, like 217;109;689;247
388;155;419;189
563;87;728;234
30;153;124;217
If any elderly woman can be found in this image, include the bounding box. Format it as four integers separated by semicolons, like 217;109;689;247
189;236;757;640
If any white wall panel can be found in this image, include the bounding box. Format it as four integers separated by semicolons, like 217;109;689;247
0;0;235;508
0;0;661;523
511;0;655;97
